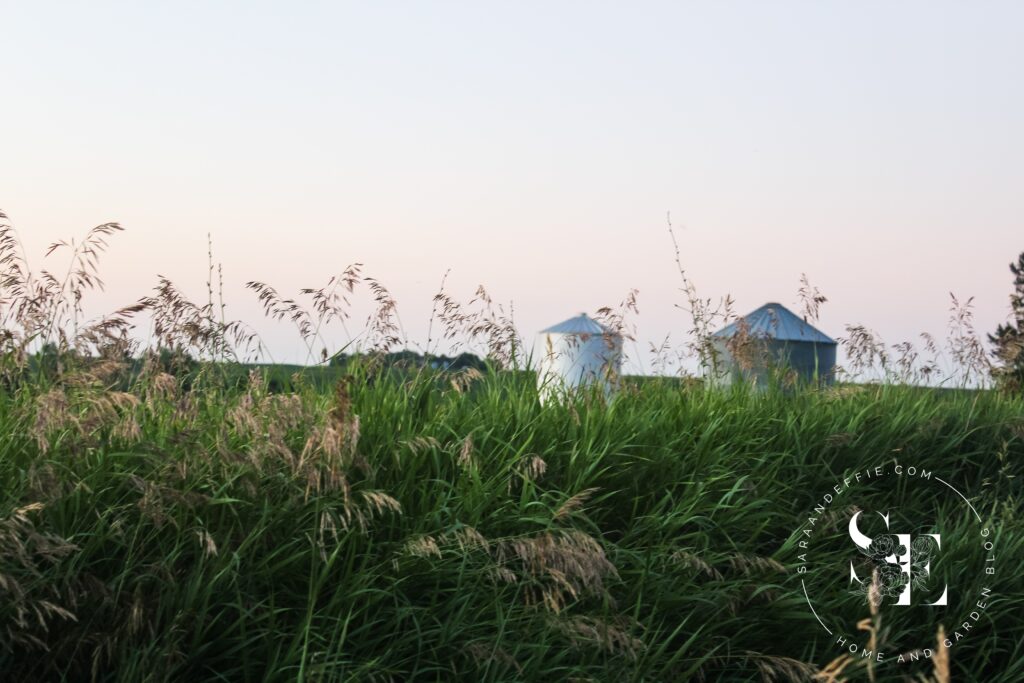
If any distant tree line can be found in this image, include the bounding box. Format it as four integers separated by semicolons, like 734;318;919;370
329;350;487;372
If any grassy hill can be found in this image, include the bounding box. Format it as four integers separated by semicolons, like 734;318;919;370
1;361;1021;681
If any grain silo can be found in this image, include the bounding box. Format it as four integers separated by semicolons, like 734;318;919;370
536;314;622;404
708;302;837;387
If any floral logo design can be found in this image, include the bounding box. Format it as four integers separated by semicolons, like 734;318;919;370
847;511;948;607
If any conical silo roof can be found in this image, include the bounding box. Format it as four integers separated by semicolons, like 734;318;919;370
712;302;835;344
540;313;616;336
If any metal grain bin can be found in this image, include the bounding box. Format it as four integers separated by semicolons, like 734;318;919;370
536;313;622;404
708;302;836;388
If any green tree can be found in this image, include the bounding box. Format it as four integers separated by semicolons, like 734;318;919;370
989;252;1024;390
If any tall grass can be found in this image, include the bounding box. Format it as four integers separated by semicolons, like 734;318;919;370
1;214;1021;681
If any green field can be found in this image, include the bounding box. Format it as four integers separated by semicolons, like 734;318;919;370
2;362;1021;681
1;218;1020;680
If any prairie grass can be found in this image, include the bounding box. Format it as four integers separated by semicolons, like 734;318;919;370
0;214;1021;681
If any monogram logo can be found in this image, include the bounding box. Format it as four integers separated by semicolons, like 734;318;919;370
847;511;948;607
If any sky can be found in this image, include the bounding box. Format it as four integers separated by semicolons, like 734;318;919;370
2;1;1022;373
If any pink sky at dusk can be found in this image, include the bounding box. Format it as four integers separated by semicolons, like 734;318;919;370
3;2;1022;374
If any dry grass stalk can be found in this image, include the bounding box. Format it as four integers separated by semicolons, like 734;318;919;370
724;317;767;375
250;263;407;362
554;487;599;521
666;213;737;374
402;435;442;454
446;526;490;553
551;614;645;661
363;277;403;352
31;389;76;453
818;569;885;683
449;367;483;394
747;652;819;682
669;549;724;580
494;529;618;613
0;502;79;652
797;274;828;326
699;652;819;683
431;283;521;369
457;434;474;470
814;653;854;683
195;529;218;558
946;293;991;387
140;276;263;362
594;288;639;374
728;553;787;576
933;624;950;683
839;325;889;381
519;454;547;482
403;535;442;560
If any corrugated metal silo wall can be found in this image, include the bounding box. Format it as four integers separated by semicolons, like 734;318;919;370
707;338;837;387
770;340;837;385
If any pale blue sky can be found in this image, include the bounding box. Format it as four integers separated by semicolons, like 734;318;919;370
2;2;1022;372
